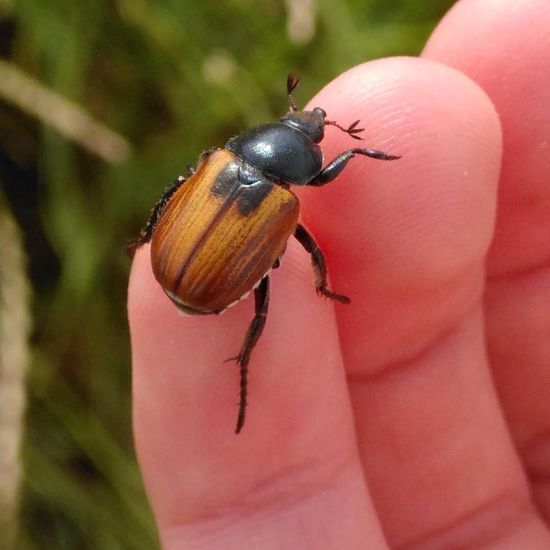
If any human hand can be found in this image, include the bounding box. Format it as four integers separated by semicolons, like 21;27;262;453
128;0;550;547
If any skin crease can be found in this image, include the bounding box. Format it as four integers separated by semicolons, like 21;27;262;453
128;0;550;548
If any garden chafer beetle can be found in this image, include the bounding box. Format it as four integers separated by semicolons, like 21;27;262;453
129;75;399;433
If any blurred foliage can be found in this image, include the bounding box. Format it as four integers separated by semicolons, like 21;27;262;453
0;0;455;548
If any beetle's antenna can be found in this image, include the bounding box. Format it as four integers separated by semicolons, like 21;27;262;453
325;119;365;140
287;74;300;112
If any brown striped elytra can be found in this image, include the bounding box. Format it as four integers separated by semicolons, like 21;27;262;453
129;75;400;433
151;149;300;313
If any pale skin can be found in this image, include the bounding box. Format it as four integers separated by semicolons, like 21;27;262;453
128;0;550;547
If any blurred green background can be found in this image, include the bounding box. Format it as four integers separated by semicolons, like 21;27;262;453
0;0;455;548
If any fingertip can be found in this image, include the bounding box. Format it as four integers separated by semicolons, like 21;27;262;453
300;57;502;369
423;0;550;275
303;57;501;278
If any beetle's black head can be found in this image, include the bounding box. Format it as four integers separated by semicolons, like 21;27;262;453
279;107;326;144
280;76;366;144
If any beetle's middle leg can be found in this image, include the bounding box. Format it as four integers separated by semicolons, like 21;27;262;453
226;275;270;434
308;148;400;187
127;175;187;257
294;223;350;304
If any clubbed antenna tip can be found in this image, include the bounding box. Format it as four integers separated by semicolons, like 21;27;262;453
326;118;365;140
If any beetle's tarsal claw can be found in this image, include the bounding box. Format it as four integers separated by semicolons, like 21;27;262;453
335;294;351;304
317;287;351;304
235;405;246;433
236;389;247;433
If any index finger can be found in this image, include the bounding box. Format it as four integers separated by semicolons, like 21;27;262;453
128;116;387;547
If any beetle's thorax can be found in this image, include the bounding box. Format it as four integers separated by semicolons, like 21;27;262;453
226;115;324;185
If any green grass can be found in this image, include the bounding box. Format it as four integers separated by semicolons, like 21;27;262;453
0;1;454;547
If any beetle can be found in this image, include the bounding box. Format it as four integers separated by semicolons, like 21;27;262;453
128;75;399;433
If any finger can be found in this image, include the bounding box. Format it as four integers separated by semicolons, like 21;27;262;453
301;58;548;547
424;0;550;525
129;248;386;544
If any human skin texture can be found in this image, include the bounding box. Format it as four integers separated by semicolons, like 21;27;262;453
128;0;550;547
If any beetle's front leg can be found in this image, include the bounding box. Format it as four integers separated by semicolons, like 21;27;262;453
294;224;350;304
308;148;400;187
226;275;270;433
127;175;187;257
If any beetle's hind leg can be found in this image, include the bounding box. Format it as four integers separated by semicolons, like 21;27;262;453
294;224;350;304
226;275;270;433
127;175;187;257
